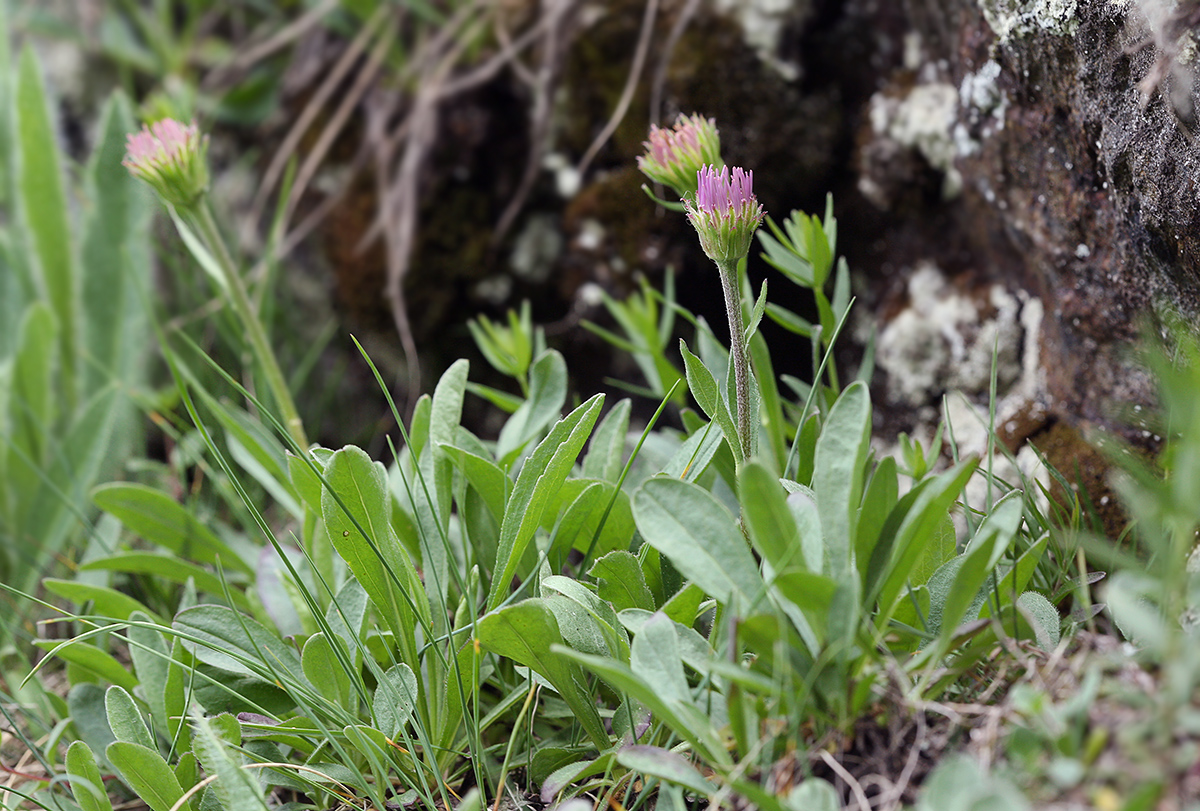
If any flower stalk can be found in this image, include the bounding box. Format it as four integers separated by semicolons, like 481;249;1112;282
187;202;309;451
125;120;309;451
717;259;754;462
685;165;765;463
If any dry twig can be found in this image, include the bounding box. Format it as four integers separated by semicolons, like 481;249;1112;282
575;0;660;180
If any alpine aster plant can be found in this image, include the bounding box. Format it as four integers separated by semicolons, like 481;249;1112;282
686;164;765;463
637;113;722;198
123;119;209;209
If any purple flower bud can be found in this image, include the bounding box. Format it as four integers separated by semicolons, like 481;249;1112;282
685;165;765;266
123;119;210;209
637;113;722;198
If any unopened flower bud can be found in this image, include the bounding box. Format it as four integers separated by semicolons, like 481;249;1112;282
637;113;722;198
123;119;209;210
685;165;765;266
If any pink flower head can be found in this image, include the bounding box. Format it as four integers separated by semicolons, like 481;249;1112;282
637;113;722;198
123;119;209;209
685;165;765;266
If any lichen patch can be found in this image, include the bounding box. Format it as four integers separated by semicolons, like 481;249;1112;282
978;0;1080;42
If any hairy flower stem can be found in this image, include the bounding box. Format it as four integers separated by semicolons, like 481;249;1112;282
189;202;309;451
717;259;753;463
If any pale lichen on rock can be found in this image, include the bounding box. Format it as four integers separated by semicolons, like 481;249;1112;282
869;83;963;198
712;0;811;79
978;0;1079;41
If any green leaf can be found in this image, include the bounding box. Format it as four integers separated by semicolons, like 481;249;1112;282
173;751;197;794
218;405;301;518
941;492;1023;636
476;598;609;748
679;339;740;465
981;533;1049;617
1107;572;1167;650
813;382;871;580
35;640;138;691
548;480;634;567
301;633;354;712
42;579;160;623
556;646;728;767
408;394;431;461
173;604;305;688
661;419;723;483
9;301;55;468
465;381;523;414
80;90;150;401
1016;591;1060;651
739;462;806;573
91;483;253;574
12;383;129;599
868;457;979;620
372;663;418;740
105;742;189;811
662;583;704;627
16;45;76;401
68;684;117;768
424;359;469;585
786;779;842;811
104;686;154;750
497;350;568;462
743;280;769;345
909;509;955;590
543;593;610;657
67;741;113;811
785;487;824;573
486;394;604;611
855;456;899;577
771;568;838;646
764;303;813;337
749;331;787;471
540;753;618;802
618;745;714;796
540;575;628;659
322;445;427;655
127;612;170;731
80;554;251;612
917;754;1031;811
287;449;328;514
589;551;654;613
630;613;689;704
163;640;193;753
430;359;469;451
192;713;268;811
445;445;508;525
757;228;814;288
583;398;631;482
632;477;763;607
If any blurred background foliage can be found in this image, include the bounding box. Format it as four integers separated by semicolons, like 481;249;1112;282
0;0;830;751
9;0;836;446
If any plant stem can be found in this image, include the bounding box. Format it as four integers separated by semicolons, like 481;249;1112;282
717;259;753;463
189;201;309;451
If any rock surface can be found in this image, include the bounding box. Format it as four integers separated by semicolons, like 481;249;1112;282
307;0;1196;461
845;0;1194;443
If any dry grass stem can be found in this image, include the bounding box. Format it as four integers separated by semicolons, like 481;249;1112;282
649;0;701;128
245;3;392;236
494;0;584;244
575;0;660;180
203;0;342;90
819;749;874;811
